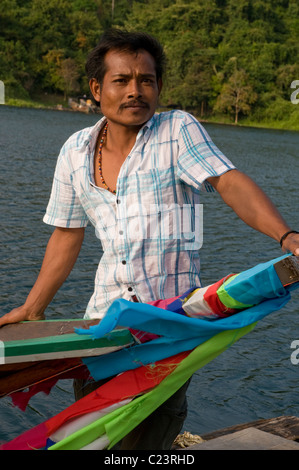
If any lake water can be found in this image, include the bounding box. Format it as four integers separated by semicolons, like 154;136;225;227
0;105;299;445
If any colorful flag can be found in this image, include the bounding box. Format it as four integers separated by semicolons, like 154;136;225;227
1;254;298;450
0;351;189;450
49;325;256;450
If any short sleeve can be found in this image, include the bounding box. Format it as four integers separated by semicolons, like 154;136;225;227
43;144;89;228
177;113;236;192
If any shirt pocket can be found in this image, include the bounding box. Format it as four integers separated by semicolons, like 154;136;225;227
120;168;202;249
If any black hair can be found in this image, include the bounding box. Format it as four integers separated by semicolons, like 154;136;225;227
85;28;166;85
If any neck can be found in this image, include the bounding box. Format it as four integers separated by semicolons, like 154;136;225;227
104;120;143;156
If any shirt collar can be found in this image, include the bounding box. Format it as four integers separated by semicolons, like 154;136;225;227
82;113;157;149
82;116;106;149
136;114;157;144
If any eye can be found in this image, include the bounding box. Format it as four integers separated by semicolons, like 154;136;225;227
142;78;154;83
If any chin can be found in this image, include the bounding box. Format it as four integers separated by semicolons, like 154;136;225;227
107;110;155;128
128;111;154;125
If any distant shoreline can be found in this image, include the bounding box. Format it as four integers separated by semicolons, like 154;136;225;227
2;100;299;133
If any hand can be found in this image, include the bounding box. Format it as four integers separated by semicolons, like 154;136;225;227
281;232;299;256
0;305;45;328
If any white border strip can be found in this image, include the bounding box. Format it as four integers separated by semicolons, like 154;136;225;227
3;343;131;364
0;341;4;365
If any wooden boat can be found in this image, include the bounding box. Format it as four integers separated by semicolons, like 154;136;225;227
0;319;133;364
0;319;134;398
174;416;299;450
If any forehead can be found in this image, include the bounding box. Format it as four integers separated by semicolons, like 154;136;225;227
103;49;157;77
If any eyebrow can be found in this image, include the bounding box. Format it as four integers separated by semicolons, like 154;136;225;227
111;73;156;79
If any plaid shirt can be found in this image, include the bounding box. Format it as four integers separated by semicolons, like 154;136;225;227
44;110;235;318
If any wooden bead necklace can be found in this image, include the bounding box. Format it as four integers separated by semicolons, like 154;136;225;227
98;122;116;194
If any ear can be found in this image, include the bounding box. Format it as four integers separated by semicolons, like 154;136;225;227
89;78;101;102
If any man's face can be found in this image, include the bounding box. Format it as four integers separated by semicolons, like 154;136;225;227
90;49;162;129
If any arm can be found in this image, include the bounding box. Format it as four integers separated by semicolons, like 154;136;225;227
0;227;85;327
207;169;299;256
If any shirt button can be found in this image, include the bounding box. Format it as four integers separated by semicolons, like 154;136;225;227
116;199;121;204
128;287;133;292
119;230;123;235
121;260;126;265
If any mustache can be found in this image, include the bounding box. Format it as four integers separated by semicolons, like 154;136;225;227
120;99;150;109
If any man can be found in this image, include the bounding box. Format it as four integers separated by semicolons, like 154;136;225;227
1;29;299;449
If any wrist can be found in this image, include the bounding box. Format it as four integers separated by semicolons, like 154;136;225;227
22;303;45;321
280;230;299;248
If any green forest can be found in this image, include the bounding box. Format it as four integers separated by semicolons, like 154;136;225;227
1;0;299;129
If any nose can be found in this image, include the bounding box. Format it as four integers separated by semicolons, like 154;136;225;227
127;79;142;98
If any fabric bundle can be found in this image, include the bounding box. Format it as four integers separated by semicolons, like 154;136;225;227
1;254;297;450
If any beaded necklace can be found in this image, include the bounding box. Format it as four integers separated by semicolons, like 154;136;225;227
98;122;116;194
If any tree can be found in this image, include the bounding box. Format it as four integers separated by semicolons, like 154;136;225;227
59;58;80;99
1;0;298;128
276;64;299;100
214;69;257;123
125;0;225;114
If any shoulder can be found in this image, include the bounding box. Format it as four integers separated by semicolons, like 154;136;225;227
147;110;195;138
61;122;100;154
149;110;209;143
55;119;103;173
151;109;191;127
152;109;205;132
